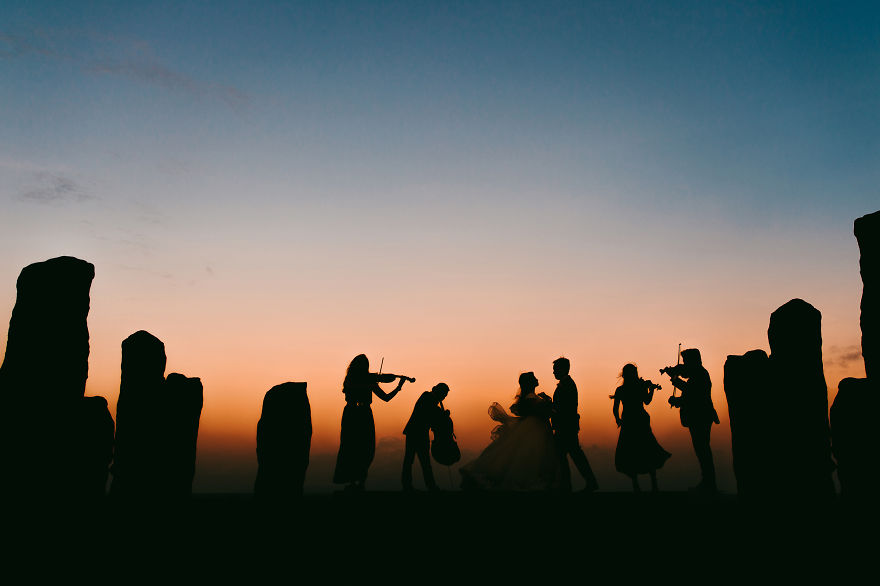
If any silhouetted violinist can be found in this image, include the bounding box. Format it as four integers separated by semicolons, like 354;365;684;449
661;348;719;494
333;354;409;491
612;364;671;492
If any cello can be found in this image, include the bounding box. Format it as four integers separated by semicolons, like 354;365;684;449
431;400;461;466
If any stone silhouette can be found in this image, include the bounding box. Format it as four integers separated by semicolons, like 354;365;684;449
829;210;880;501
724;299;835;499
164;372;204;496
723;349;772;497
856;210;880;379
830;377;877;501
255;382;312;499
110;330;203;498
0;256;114;499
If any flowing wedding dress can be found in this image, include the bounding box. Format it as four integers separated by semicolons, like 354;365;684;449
460;393;561;491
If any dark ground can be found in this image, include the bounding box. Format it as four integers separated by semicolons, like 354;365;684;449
4;491;872;580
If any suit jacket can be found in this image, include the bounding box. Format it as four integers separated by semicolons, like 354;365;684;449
670;367;719;427
403;392;442;437
552;376;580;434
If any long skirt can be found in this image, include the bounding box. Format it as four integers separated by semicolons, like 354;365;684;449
333;404;375;484
615;414;671;476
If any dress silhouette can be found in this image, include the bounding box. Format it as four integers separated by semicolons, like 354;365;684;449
612;364;671;492
333;354;406;491
460;372;560;491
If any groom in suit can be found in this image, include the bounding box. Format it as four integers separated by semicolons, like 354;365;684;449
552;357;599;492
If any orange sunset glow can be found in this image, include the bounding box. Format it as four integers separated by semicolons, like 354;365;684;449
2;1;876;498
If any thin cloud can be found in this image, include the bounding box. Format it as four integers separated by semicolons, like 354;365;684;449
2;28;249;110
827;344;863;369
18;172;95;204
88;59;250;110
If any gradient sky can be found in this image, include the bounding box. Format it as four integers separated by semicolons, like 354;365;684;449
1;1;877;492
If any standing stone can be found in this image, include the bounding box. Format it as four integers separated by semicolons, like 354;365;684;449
110;330;167;497
0;256;113;499
0;257;94;404
829;210;880;502
723;350;772;497
255;382;312;499
830;377;878;500
768;299;835;498
110;331;203;498
723;299;835;500
164;372;203;497
855;210;880;379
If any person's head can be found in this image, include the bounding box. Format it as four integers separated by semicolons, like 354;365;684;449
620;363;638;382
519;371;539;394
347;354;369;376
343;354;369;391
681;348;702;367
552;357;570;380
432;382;450;401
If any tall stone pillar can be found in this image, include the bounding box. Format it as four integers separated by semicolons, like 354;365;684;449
255;382;312;499
110;331;203;498
830;210;880;501
855;210;880;379
0;257;113;499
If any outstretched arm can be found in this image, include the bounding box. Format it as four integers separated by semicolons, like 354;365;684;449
373;377;406;402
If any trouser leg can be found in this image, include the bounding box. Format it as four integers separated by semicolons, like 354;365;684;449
556;437;572;491
689;424;716;490
415;440;437;490
402;438;416;490
568;442;598;490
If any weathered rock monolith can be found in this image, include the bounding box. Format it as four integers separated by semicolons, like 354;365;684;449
110;330;167;496
164;372;203;497
723;350;772;497
855;210;880;379
110;331;203;498
0;256;114;498
830;377;878;500
768;299;835;497
724;299;834;500
255;382;312;499
829;210;880;501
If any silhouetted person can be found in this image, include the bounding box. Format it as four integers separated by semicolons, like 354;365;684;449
551;357;599;492
333;354;409;491
665;348;719;494
613;364;670;493
402;382;450;491
255;382;312;499
460;372;559;490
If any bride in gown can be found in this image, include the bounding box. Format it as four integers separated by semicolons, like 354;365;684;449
460;372;561;491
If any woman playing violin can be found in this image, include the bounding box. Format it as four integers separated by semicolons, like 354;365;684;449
333;354;411;491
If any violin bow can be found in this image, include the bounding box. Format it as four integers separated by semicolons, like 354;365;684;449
669;343;681;407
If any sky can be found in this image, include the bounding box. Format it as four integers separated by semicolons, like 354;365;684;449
1;1;877;493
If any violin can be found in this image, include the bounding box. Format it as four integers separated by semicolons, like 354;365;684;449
375;373;415;383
